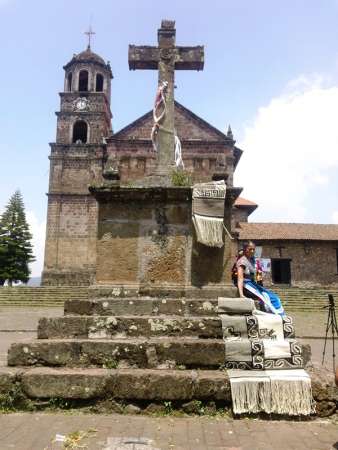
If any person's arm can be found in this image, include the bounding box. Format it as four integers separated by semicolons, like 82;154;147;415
237;265;245;298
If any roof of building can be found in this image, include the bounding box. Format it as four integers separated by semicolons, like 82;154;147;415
63;47;111;73
111;101;243;167
237;222;338;241
234;197;258;207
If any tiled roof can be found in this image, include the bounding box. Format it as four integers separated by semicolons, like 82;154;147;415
234;197;258;207
238;222;338;241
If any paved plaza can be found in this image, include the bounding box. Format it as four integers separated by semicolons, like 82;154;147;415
0;412;336;450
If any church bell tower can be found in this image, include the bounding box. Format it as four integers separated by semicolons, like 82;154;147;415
42;37;113;285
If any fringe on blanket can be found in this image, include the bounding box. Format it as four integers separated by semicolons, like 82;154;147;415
229;370;314;415
192;215;224;248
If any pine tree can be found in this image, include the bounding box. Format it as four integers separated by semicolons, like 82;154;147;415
0;191;35;286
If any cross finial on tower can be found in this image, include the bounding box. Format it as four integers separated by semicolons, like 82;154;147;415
84;25;96;50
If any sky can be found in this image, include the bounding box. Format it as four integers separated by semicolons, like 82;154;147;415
1;0;338;277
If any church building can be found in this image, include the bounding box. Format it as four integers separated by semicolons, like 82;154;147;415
42;27;338;288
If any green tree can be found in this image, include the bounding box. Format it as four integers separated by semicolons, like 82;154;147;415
0;191;35;286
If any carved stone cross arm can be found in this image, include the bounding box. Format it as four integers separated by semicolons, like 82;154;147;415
128;46;204;71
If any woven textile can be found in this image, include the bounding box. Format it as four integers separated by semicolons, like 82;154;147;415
228;369;314;415
192;180;226;247
218;296;313;414
221;312;295;341
218;297;255;314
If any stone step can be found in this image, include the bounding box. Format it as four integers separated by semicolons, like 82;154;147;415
0;366;231;401
37;315;223;339
88;284;238;300
64;298;222;317
8;338;225;369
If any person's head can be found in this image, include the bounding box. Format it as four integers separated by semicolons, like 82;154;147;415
243;241;256;258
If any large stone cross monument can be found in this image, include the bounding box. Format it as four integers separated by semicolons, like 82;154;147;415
90;19;239;291
129;20;204;180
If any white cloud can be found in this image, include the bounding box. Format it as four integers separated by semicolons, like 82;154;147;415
332;211;338;224
26;211;46;278
236;76;338;222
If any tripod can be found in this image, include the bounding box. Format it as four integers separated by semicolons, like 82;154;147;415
322;294;338;372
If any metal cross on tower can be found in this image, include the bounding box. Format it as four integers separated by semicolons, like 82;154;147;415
85;25;96;50
129;20;204;180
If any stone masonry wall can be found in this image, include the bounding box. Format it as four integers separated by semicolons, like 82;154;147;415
95;189;236;287
42;195;98;286
245;240;338;287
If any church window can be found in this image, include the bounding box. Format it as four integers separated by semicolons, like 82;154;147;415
72;120;88;144
78;70;89;91
67;72;73;92
96;73;104;92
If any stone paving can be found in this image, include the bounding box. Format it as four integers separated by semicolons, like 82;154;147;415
0;412;337;450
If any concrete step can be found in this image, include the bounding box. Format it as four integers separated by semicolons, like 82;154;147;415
37;315;222;339
8;338;225;369
64;298;222;317
0;366;231;401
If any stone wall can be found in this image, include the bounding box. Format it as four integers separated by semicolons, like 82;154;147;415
243;240;338;286
93;187;236;288
42;195;98;286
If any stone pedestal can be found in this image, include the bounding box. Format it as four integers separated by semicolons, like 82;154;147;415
89;185;241;291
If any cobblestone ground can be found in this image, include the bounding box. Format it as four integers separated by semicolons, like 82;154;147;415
0;413;337;450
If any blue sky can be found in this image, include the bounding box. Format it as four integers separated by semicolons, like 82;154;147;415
1;0;338;276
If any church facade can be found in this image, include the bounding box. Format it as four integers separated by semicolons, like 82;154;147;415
42;44;243;287
42;43;338;288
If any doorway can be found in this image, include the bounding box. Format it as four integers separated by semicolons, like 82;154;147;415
271;258;291;284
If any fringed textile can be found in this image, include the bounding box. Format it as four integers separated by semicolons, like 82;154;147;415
228;369;314;415
192;180;226;247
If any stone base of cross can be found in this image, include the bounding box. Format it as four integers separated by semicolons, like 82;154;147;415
129;20;204;186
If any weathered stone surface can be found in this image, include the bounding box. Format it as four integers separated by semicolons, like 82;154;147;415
315;400;336;417
144;403;166;415
15;367;231;401
96;222;140;284
124;403;141;414
37;315;223;339
65;298;223;317
0;368;17;393
8;338;225;369
182;400;201;414
22;368;111;399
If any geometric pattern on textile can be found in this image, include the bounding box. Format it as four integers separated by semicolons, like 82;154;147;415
221;314;295;341
224;338;304;370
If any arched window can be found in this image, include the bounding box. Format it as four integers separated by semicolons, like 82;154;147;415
72;120;88;144
67;72;72;92
96;73;104;92
78;70;89;91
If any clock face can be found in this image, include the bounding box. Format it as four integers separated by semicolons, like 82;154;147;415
74;98;88;111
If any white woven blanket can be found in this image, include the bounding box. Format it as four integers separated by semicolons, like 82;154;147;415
192;180;226;247
228;369;314;415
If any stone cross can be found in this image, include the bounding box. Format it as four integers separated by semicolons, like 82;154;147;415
129;20;204;177
84;25;96;50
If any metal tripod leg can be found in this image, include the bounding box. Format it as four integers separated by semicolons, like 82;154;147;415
322;309;332;364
